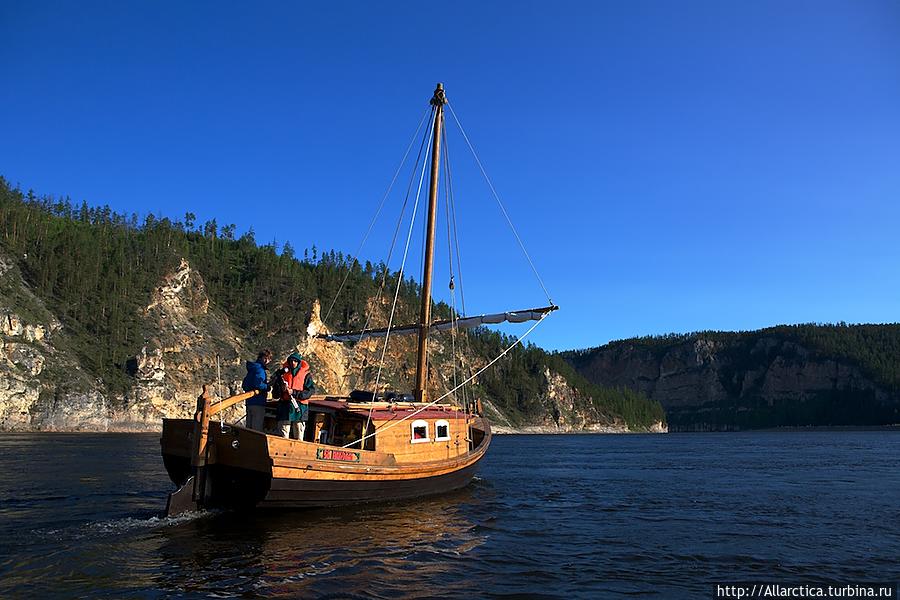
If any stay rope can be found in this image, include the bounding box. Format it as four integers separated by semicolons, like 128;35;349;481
442;119;459;408
442;123;476;416
348;109;434;391
446;101;555;306
441;121;465;436
321;108;431;328
366;109;436;424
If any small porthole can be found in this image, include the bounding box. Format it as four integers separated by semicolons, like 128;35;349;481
411;419;430;443
435;420;450;441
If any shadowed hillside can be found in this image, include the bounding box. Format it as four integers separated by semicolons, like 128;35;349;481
564;326;900;431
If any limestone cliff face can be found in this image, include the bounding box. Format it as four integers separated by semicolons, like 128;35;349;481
490;369;630;434
0;255;406;431
568;336;897;431
302;300;353;397
0;254;248;431
0;252;109;430
119;258;248;429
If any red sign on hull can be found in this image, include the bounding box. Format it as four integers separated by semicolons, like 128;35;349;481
316;448;360;462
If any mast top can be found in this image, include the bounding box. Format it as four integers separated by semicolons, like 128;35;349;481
430;83;447;106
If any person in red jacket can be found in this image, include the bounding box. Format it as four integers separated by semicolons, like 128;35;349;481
275;351;316;439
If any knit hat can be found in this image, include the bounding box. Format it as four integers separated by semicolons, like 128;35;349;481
287;352;303;363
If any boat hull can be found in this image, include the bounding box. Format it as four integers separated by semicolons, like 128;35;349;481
160;417;490;511
262;455;482;508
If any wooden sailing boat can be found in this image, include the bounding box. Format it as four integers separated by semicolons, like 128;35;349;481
161;84;556;515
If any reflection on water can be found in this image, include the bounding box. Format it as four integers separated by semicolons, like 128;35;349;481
152;490;487;598
2;433;900;599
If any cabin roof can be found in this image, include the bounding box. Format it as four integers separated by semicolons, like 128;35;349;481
308;398;347;412
307;396;464;421
367;409;464;421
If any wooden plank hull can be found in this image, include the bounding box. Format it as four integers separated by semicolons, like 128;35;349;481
263;460;482;507
160;416;491;510
198;454;484;509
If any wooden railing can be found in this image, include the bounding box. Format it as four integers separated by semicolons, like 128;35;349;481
192;386;258;468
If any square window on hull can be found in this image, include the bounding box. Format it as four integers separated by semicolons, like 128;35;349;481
411;419;429;443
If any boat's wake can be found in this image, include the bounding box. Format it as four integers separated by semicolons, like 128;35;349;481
35;508;219;540
85;509;217;535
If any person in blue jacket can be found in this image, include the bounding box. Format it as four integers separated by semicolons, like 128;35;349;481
241;349;272;431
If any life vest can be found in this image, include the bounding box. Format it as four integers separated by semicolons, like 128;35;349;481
280;360;310;400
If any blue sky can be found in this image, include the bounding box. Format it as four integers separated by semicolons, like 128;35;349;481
2;1;899;351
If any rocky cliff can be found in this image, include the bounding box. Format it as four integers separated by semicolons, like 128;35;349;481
0;249;658;432
1;253;110;430
565;331;900;431
488;369;639;434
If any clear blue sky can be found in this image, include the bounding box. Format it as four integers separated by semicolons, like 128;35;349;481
2;1;899;351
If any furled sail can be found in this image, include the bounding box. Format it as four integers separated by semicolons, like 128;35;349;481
318;305;558;343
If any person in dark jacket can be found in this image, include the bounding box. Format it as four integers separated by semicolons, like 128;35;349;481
275;351;316;439
242;349;272;431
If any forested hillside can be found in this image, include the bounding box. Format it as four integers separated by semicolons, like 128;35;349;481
565;326;900;430
0;177;664;431
0;178;408;390
575;325;900;391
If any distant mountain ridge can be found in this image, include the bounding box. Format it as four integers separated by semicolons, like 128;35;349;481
0;177;665;432
563;325;900;431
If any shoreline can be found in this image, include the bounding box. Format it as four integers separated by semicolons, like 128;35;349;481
492;426;657;435
743;424;900;433
1;425;657;434
8;424;900;434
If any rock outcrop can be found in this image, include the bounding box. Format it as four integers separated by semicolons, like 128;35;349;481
0;254;245;430
117;258;248;429
0;251;109;430
567;334;899;431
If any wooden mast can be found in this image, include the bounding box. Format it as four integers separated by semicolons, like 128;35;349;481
415;83;446;403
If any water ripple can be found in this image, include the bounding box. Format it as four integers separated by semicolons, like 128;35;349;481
1;432;900;598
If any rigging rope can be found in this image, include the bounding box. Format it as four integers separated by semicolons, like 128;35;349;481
442;127;476;415
446;101;554;306
341;310;550;449
349;108;435;391
442;119;459;408
318;96;559;452
322;108;431;327
367;109;436;416
442;120;464;435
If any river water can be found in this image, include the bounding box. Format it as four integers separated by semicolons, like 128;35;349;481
1;432;898;598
